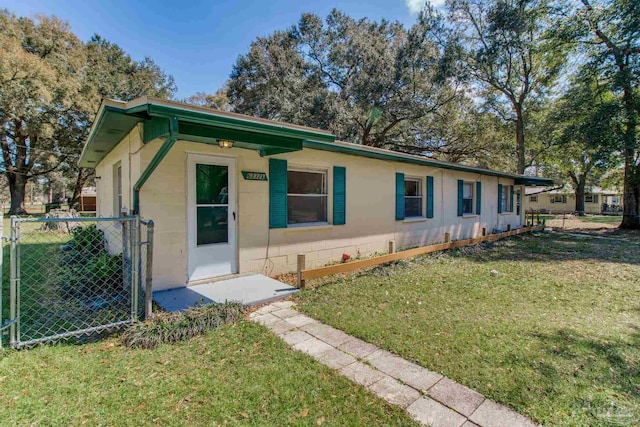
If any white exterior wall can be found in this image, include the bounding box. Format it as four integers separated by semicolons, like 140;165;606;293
96;134;523;291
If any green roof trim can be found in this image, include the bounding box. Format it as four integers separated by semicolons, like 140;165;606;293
80;96;554;187
79;97;335;168
302;140;554;186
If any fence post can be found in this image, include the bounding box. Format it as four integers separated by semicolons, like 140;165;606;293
507;224;511;232
482;227;486;237
131;216;140;321
388;240;396;254
9;216;18;347
444;232;451;243
297;254;306;290
145;220;154;318
0;212;2;348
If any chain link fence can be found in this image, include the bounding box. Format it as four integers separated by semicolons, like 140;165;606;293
1;215;153;348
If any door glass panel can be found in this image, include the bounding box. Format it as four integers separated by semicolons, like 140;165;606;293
197;206;228;245
196;164;228;204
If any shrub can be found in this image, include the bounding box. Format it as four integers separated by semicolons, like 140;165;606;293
69;224;105;255
121;302;246;349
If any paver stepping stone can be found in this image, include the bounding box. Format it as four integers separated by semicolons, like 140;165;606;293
337;337;379;358
279;329;314;346
407;397;467;427
300;322;353;347
368;376;421;408
366;349;442;392
428;377;485;416
339;361;386;387
469;400;538;427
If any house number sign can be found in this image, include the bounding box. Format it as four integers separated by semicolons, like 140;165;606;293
241;171;268;181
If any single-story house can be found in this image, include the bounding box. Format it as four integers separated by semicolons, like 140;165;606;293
79;97;553;291
523;186;623;214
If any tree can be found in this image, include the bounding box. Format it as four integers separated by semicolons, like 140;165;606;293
0;11;86;214
228;29;333;131
0;11;176;215
442;0;567;173
68;35;176;209
539;75;620;214
183;89;232;111
567;0;640;228
228;9;457;149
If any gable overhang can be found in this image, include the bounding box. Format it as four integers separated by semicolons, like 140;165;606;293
78;97;336;168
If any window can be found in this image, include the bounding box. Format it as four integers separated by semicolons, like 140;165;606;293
550;194;567;204
113;162;122;216
404;177;423;217
287;168;328;224
462;182;474;214
196;163;229;245
585;194;599;204
501;185;512;213
529;195;538;203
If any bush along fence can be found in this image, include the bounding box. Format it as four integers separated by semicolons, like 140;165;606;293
1;214;154;349
296;225;545;289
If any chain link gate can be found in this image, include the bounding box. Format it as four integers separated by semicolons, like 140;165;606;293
1;214;153;348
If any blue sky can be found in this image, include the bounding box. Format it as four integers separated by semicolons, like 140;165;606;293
4;0;440;99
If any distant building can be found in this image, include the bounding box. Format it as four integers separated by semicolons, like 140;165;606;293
523;186;622;214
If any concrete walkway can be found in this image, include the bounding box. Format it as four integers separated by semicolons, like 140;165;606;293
250;301;538;427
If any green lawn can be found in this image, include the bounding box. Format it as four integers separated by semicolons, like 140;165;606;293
296;233;640;426
0;216;418;426
0;322;418;426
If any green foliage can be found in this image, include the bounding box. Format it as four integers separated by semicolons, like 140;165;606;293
0;11;176;214
70;224;104;254
121;302;246;349
60;224;122;296
228;9;457;149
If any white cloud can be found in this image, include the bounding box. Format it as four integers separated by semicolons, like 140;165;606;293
405;0;445;14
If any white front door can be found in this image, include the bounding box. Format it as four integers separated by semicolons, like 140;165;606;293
187;154;237;282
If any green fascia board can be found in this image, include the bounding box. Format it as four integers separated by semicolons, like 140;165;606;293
80;99;334;167
303;140;554;186
147;104;335;143
143;117;170;143
177;121;302;152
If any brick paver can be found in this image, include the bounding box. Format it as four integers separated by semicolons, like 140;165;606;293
250;302;539;427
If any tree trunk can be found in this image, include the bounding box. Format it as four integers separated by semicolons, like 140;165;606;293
574;180;586;216
515;108;526;174
620;153;640;229
7;172;28;215
69;168;90;210
619;84;640;229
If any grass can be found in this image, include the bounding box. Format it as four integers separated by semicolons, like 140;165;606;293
0;322;418;426
296;233;640;426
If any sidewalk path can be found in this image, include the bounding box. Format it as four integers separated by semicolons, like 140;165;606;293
250;301;538;427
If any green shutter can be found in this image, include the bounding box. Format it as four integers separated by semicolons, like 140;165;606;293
498;184;503;214
333;166;346;225
269;159;287;228
395;172;405;220
457;180;464;217
426;176;434;218
476;181;482;215
510;185;515;212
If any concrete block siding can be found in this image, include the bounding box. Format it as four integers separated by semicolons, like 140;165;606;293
95;126;523;290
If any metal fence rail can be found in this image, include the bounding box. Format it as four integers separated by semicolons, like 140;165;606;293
1;215;153;348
